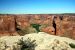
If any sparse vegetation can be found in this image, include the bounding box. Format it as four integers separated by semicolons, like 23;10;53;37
17;37;37;50
69;43;75;48
31;24;41;32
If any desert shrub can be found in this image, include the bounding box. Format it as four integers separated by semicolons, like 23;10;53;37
31;24;41;32
69;43;75;48
17;37;37;50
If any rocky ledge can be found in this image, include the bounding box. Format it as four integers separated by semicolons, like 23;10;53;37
0;32;75;50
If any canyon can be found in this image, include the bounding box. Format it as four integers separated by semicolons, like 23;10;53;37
0;14;75;39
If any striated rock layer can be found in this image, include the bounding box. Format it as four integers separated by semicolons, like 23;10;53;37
0;14;75;39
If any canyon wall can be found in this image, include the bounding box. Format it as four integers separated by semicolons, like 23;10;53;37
0;14;75;39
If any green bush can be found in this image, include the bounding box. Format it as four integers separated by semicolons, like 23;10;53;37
69;43;75;48
31;24;41;32
17;37;37;50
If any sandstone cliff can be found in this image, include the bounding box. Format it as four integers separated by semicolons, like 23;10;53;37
0;14;74;39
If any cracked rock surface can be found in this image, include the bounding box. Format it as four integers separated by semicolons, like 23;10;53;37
0;32;75;50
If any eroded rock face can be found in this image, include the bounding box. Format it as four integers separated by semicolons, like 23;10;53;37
0;15;17;36
0;14;75;39
61;16;74;38
16;15;30;29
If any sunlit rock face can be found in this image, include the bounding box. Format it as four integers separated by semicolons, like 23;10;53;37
0;15;15;32
0;15;17;36
61;16;74;38
0;32;75;50
16;15;30;29
0;14;75;39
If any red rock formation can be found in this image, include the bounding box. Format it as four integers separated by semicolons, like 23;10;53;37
0;14;74;39
41;26;55;35
16;15;30;29
0;15;18;36
53;16;64;36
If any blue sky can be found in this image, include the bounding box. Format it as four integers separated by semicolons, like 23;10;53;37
0;0;75;14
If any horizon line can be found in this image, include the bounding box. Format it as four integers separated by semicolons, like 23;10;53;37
0;13;75;14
